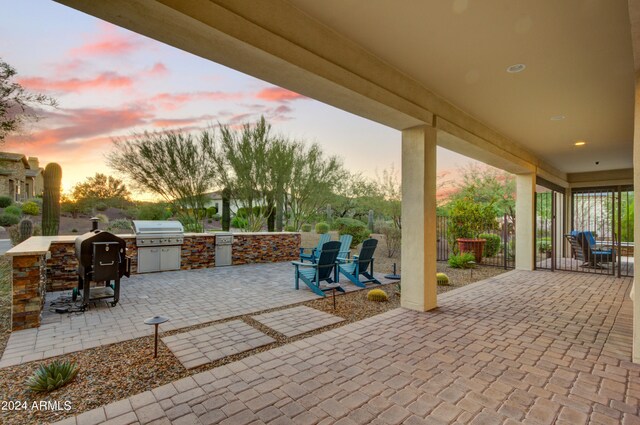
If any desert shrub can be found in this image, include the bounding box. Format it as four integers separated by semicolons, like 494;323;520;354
107;219;133;233
301;224;312;232
206;206;218;218
373;219;390;234
95;213;109;224
448;252;476;269
9;221;41;246
538;241;551;253
315;222;329;234
26;360;79;392
436;273;450;285
21;201;40;216
0;213;19;226
27;198;43;207
236;206;266;218
4;205;21;216
479;233;501;257
136;203;172;220
71;228;78;233
284;225;296;232
380;225;401;258
231;216;248;229
334;217;370;248
0;196;12;208
95;201;109;211
367;288;388;302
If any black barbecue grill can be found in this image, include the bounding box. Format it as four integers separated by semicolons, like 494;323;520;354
73;229;131;308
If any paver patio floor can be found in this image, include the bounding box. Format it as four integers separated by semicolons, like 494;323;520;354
252;306;345;337
0;262;390;368
54;270;640;425
162;320;275;369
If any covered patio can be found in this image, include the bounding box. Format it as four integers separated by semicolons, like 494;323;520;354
53;269;638;425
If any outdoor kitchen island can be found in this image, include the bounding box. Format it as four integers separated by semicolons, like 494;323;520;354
6;230;300;330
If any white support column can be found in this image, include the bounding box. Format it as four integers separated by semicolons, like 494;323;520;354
401;125;437;311
633;73;640;363
515;173;536;271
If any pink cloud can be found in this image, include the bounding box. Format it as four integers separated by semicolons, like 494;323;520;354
150;91;244;110
152;114;217;128
4;106;152;153
256;87;306;102
70;23;142;57
19;72;133;92
147;62;168;77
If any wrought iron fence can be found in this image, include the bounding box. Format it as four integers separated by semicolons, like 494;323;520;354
535;186;634;277
436;214;515;269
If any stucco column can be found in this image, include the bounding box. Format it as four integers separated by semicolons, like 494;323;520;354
515;173;536;270
401;125;437;311
633;72;640;363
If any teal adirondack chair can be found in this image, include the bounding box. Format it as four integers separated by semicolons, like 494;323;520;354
299;233;331;262
337;238;381;288
293;241;344;297
337;234;353;262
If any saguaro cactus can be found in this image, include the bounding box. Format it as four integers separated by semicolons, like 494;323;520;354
368;210;375;232
222;186;231;232
42;163;62;236
18;218;33;243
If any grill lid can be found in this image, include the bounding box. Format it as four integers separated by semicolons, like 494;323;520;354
132;220;184;235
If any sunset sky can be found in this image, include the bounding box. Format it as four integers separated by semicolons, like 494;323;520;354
1;0;477;198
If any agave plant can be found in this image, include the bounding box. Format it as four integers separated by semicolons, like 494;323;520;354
26;360;79;392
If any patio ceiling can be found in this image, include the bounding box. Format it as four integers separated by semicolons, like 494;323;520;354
289;0;635;174
54;0;635;177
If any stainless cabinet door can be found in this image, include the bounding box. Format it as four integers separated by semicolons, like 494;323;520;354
138;248;160;273
160;246;181;271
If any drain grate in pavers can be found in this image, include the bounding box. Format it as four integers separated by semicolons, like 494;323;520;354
161;320;275;369
251;305;344;337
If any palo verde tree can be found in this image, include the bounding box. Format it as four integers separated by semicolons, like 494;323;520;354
288;143;344;230
72;173;131;210
214;117;297;232
107;130;217;232
0;58;57;142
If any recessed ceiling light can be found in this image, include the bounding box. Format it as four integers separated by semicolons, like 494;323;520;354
550;115;565;121
574;141;586;146
506;63;526;73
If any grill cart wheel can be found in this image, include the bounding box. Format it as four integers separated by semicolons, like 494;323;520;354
110;301;117;307
72;287;78;302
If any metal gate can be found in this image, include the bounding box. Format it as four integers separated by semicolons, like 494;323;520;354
535;186;634;277
436;214;515;269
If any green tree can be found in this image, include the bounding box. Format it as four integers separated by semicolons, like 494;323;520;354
376;165;401;229
0;59;57;141
329;172;380;221
71;173;131;209
443;164;515;221
214;117;278;232
107;130;217;232
287;143;343;230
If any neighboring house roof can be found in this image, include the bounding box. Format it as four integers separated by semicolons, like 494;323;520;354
26;169;40;177
204;191;223;200
0;152;30;168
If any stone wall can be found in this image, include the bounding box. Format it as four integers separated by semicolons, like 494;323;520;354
232;233;301;265
181;235;215;270
11;254;46;331
44;232;298;291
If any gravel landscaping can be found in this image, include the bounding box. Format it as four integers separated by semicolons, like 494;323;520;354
0;242;508;424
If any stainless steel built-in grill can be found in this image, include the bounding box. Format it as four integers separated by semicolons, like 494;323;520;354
132;220;184;273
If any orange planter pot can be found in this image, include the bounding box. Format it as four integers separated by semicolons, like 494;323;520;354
457;238;486;263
